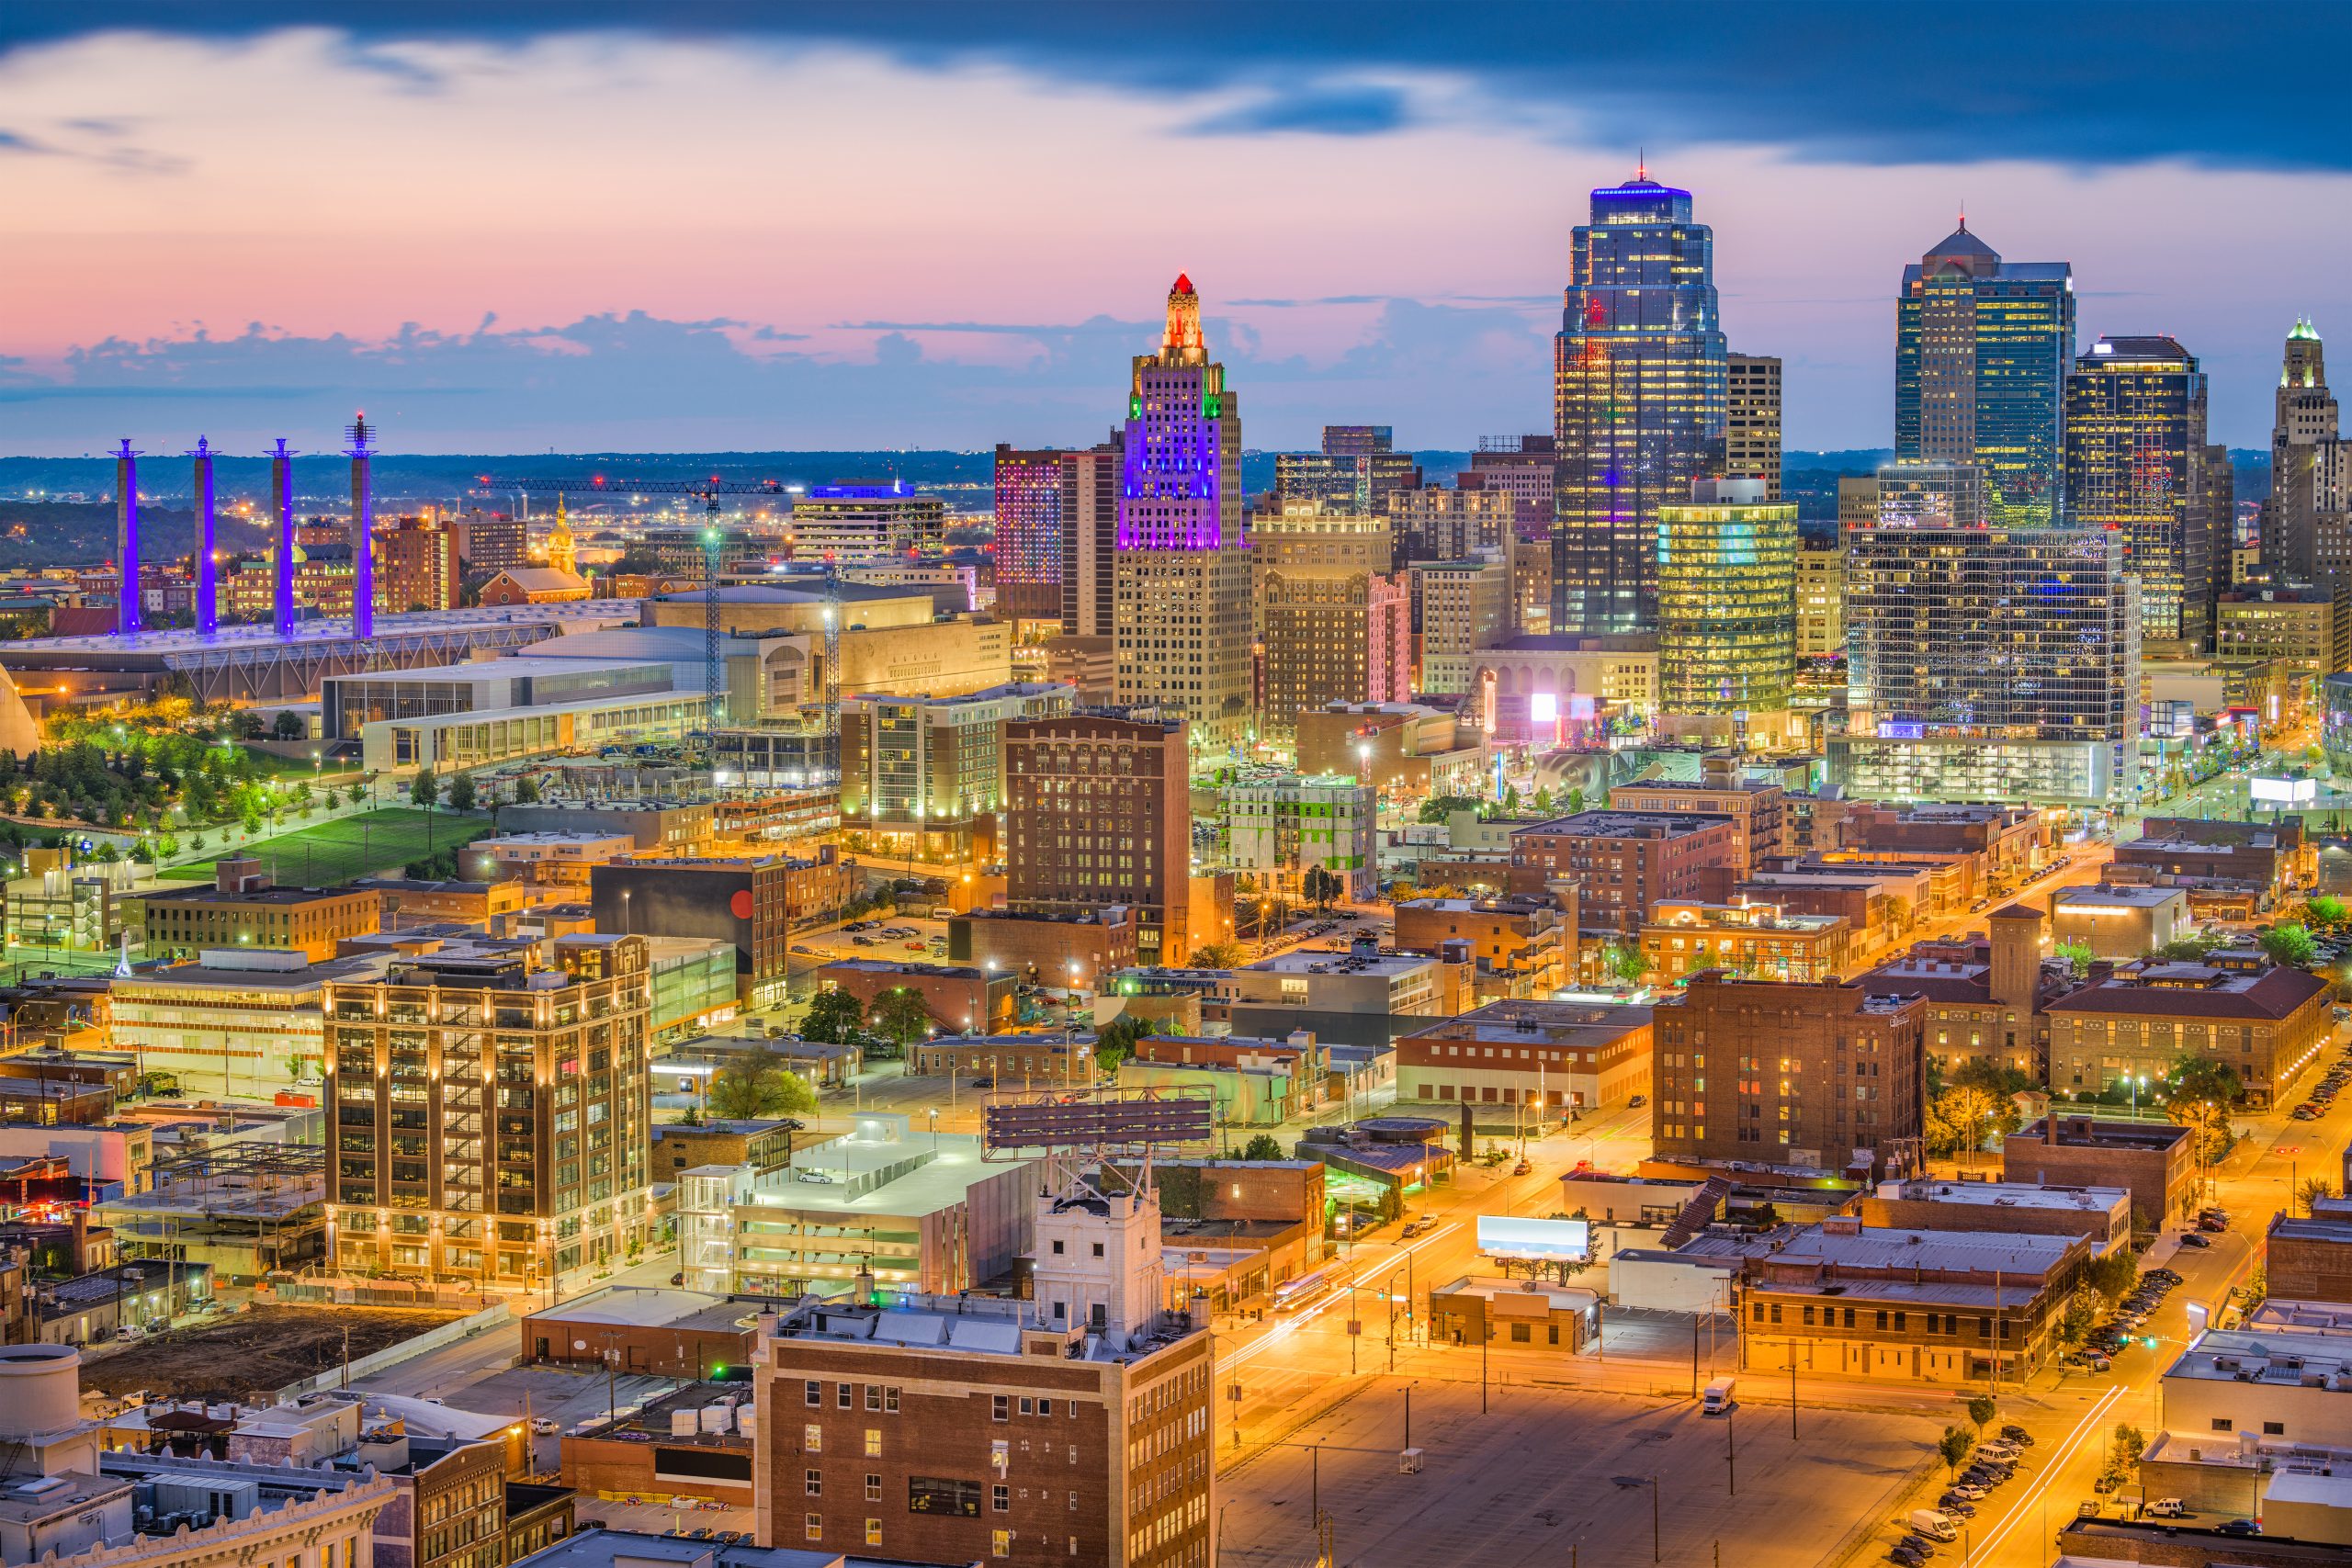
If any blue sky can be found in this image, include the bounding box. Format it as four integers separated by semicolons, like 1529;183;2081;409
3;3;2344;455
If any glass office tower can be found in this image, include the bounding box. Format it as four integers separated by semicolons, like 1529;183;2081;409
1554;172;1728;634
1839;522;2139;802
1657;479;1798;713
1895;222;2074;525
2063;335;2210;645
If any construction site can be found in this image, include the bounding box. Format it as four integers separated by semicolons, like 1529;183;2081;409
78;1303;466;1403
90;1139;327;1282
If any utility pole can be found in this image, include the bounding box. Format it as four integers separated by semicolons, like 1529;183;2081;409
1790;1351;1799;1439
1725;1405;1736;1496
1650;1475;1660;1563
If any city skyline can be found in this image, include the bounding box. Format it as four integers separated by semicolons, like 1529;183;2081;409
5;6;2352;456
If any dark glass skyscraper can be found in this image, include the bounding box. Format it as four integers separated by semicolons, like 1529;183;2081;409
1553;173;1727;634
1895;223;2074;525
2063;335;2210;645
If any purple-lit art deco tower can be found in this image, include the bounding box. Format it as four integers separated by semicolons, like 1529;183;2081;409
1112;274;1249;762
345;412;376;638
271;439;298;638
187;437;218;633
113;440;141;635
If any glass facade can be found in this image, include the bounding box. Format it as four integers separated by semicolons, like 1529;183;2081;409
990;446;1072;625
2064;336;2210;644
1553;175;1728;634
1657;494;1798;713
1843;524;2139;801
1895;225;2074;525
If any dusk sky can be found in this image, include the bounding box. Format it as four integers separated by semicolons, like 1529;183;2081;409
6;2;2349;457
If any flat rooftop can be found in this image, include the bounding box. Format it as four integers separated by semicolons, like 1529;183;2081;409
1510;811;1732;839
1878;1179;2126;1213
1772;1222;2080;1278
735;1134;1015;1218
1242;948;1435;977
505;1526;843;1568
1399;1000;1652;1048
775;1288;1200;1366
523;1285;758;1333
2052;884;2188;909
327;654;669;684
2167;1327;2352;1388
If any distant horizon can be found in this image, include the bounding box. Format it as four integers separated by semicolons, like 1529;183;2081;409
6;8;2348;456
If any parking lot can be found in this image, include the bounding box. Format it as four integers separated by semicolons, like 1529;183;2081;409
1215;1375;1938;1568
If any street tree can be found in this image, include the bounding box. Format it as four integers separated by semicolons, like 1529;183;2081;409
2258;921;2320;968
2086;1249;2138;1303
1966;1394;1997;1436
1238;1134;1286;1161
707;1060;817;1121
2307;895;2347;927
1937;1427;1975;1483
1092;1014;1148;1075
800;989;865;1044
2298;1176;2337;1216
868;987;934;1049
1192;942;1247;970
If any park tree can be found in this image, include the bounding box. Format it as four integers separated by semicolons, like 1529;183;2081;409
1937;1427;1975;1483
800;989;866;1044
868;987;934;1049
2258;921;2320;968
706;1059;817;1121
446;773;478;814
1092;1014;1148;1075
272;712;304;740
410;768;440;808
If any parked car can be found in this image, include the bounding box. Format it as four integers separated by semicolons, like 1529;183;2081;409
2216;1518;2261;1537
1998;1425;2034;1446
529;1417;559;1435
2179;1232;2212;1248
1628;1094;1647;1107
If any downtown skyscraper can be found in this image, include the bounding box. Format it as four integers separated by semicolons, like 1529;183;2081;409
1895;221;2075;525
1114;274;1252;761
1553;171;1728;634
2063;335;2211;647
2263;318;2346;586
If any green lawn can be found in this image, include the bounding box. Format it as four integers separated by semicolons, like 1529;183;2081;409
156;808;492;885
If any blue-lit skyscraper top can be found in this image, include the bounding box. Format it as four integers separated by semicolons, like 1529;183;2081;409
1553;170;1729;634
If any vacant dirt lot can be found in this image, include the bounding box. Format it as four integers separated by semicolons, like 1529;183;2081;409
82;1305;463;1402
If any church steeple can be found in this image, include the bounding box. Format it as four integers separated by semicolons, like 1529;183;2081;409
548;491;577;577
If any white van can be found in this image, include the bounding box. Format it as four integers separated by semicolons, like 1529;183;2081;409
1908;1510;1957;1542
1702;1377;1736;1415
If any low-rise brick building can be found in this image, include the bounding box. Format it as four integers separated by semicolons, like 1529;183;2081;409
2264;1201;2352;1304
1652;973;1926;1178
1638;898;1850;984
651;1119;799;1184
1395;999;1652;1119
1507;811;1742;932
2042;949;2331;1107
1390;895;1572;997
1604;773;1788;874
2001;1115;2195;1231
947;907;1141;991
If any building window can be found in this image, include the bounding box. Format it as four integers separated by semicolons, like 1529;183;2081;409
865;1428;882;1457
865;1520;882;1547
805;1515;822;1542
865;1385;881;1412
805;1380;820;1407
804;1425;822;1453
839;1382;853;1408
865;1473;882;1502
2263;1421;2285;1436
805;1470;821;1496
993;1395;1010;1422
993;1484;1011;1513
887;1386;901;1414
992;1530;1012;1558
2211;1418;2233;1432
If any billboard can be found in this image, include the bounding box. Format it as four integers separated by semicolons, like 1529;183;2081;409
2251;775;2317;807
1476;1215;1590;1262
982;1089;1214;1155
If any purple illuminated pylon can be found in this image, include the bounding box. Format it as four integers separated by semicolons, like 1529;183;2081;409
187;437;218;634
271;439;299;638
344;412;376;638
113;440;141;635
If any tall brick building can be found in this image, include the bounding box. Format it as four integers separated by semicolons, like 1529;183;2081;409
751;1172;1213;1567
1508;811;1742;931
1652;972;1926;1176
1003;713;1192;966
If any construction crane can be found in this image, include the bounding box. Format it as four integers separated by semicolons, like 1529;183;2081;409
498;475;842;765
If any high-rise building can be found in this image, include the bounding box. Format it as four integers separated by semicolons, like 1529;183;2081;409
1250;502;1408;734
2264;319;2346;585
1226;773;1378;901
992;446;1074;625
1464;434;1559;538
1410;556;1511;694
1656;478;1798;714
378;515;460;613
1873;459;1984;528
1840;522;2140;802
838;681;1076;862
1274;425;1419;511
1796;538;1844;665
1837;476;1880;533
1894;221;2074;525
323;933;652;1288
1386;485;1517;564
2199;443;2237;645
1003;712;1192;966
2064;335;2210;645
1554;171;1728;635
790;482;946;561
1113;276;1252;761
1725;353;1783;500
452;509;529;578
